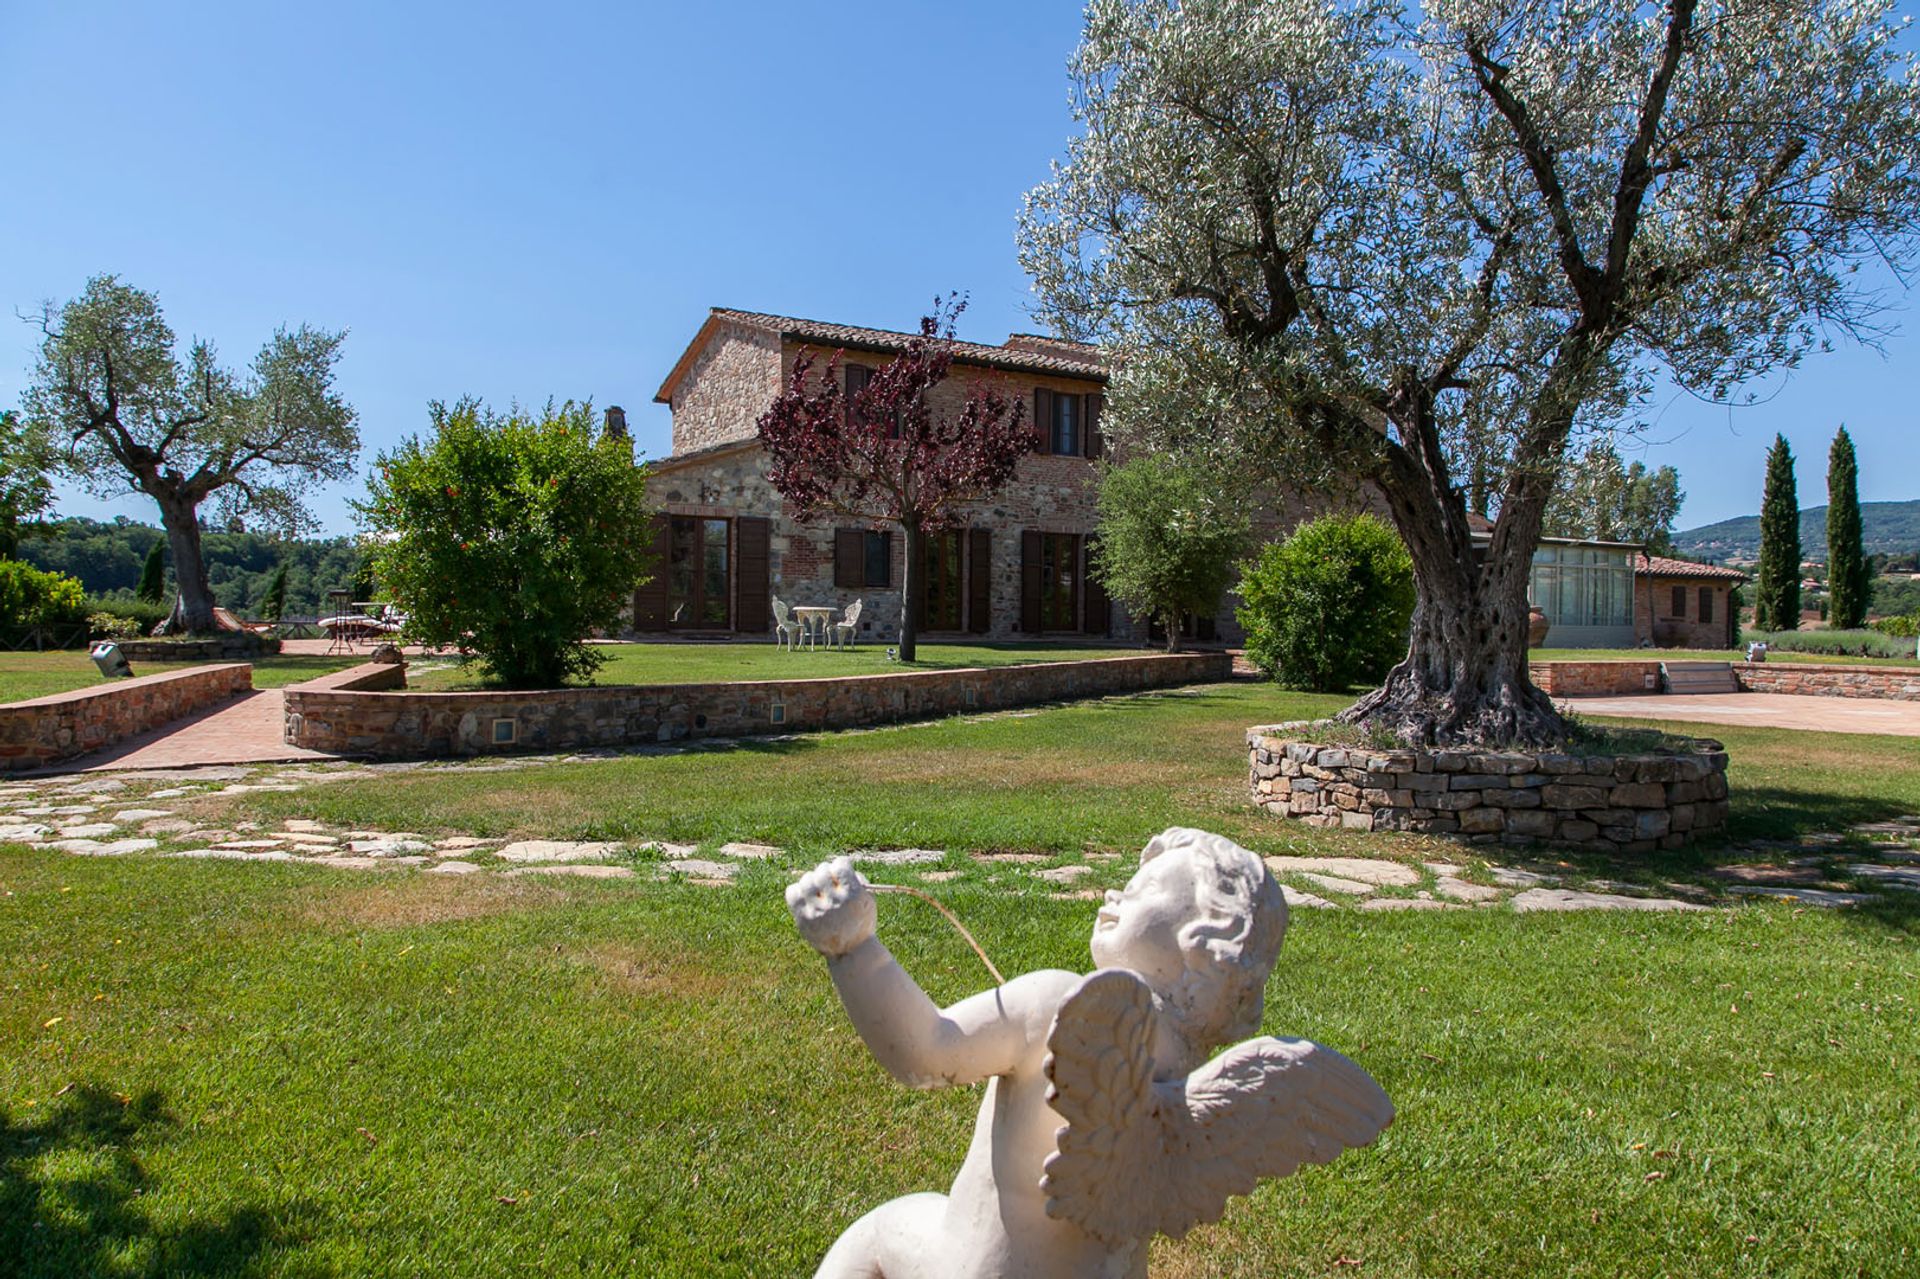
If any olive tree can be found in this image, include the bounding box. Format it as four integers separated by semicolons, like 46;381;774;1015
1021;0;1920;746
24;276;358;633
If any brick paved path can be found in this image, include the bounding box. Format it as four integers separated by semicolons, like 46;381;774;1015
76;689;330;771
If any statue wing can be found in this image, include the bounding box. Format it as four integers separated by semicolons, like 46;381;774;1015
1040;970;1394;1245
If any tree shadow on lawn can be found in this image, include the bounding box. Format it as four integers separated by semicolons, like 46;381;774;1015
1724;785;1920;847
0;1085;319;1278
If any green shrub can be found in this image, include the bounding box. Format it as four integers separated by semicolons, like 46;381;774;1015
1238;514;1414;691
85;594;171;633
87;610;144;639
1090;456;1249;651
1743;627;1918;660
362;398;656;689
1871;613;1920;638
0;560;90;636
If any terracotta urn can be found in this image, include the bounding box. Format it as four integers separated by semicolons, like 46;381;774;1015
1527;605;1551;647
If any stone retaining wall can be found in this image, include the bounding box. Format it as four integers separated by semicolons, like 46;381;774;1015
285;652;1231;758
0;663;252;770
116;633;280;661
1247;723;1729;853
1735;661;1920;701
1529;661;1662;697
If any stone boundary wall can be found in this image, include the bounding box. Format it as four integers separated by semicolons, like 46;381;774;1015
116;634;280;661
1529;661;1662;697
1247;723;1729;853
284;652;1231;758
0;663;252;770
1734;661;1920;702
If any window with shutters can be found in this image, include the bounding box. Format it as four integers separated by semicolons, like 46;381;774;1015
863;531;891;587
667;517;730;629
1698;587;1713;624
920;531;963;631
1052;393;1079;456
1670;585;1686;617
1040;532;1079;630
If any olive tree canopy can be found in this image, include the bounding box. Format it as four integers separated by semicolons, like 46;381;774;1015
1020;0;1920;745
24;276;358;632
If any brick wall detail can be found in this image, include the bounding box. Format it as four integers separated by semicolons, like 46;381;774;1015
284;653;1230;757
1734;662;1920;701
0;663;253;770
1248;725;1730;853
1528;661;1663;696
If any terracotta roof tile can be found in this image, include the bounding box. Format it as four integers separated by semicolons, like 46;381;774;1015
710;308;1109;379
1636;553;1748;582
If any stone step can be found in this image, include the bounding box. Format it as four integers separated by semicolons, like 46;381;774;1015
1661;661;1738;694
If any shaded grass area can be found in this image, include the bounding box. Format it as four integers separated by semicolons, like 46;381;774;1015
0;852;1913;1277
1532;646;1920;669
0;652;359;702
404;641;1158;691
219;683;1920;861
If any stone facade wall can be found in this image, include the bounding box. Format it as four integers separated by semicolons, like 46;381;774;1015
667;322;783;455
284;652;1231;758
1635;577;1736;649
0;663;252;770
1528;661;1663;697
1247;725;1729;853
1734;662;1920;701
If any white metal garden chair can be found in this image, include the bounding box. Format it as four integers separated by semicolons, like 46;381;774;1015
772;597;805;651
831;598;863;650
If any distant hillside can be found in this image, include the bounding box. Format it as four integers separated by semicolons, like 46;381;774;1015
1674;499;1920;563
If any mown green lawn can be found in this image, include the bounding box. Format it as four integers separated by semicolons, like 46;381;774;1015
220;682;1920;859
1;852;1913;1278
0;652;360;703
1533;646;1920;668
4;681;1918;1276
405;640;1160;690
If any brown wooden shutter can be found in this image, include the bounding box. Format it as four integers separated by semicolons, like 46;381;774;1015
1020;530;1043;633
844;364;871;428
1033;388;1054;455
632;513;672;632
1082;535;1110;636
834;528;863;589
735;516;771;637
967;528;991;633
1085;393;1104;460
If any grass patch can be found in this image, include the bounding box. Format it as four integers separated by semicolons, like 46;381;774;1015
405;641;1162;690
0;850;1913;1276
210;682;1920;858
0;652;358;702
1533;646;1920;669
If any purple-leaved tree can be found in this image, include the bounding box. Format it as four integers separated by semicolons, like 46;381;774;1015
756;298;1030;661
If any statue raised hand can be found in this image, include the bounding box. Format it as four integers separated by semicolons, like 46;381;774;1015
785;828;1393;1279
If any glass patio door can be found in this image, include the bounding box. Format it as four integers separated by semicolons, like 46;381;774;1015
668;517;731;629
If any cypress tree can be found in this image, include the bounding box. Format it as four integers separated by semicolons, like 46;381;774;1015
1754;434;1801;632
261;563;289;624
136;539;166;604
1825;426;1868;630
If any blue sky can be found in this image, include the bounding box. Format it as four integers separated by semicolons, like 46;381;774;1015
1;1;1914;537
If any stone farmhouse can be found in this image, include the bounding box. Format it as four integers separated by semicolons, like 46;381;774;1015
629;306;1741;652
633;308;1263;646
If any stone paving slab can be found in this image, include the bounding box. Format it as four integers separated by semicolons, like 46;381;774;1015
496;840;619;863
1262;856;1422;887
1511;888;1706;913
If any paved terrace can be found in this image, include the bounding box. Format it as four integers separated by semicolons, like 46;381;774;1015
1563;691;1920;738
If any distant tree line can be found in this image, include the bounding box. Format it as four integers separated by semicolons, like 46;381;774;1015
20;515;364;618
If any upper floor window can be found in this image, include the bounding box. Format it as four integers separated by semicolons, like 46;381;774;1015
1671;585;1686;618
1033;388;1103;459
1053;393;1079;456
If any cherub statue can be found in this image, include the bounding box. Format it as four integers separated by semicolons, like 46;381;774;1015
786;826;1394;1279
